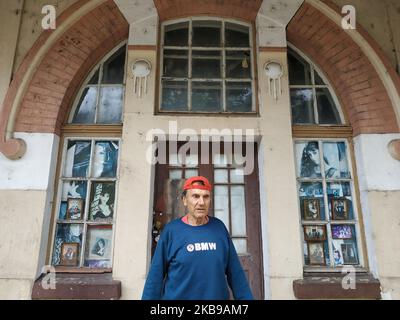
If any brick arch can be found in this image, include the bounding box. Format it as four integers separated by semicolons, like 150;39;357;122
287;2;399;136
0;0;128;159
154;0;263;22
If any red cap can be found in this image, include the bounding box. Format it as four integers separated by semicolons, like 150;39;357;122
183;176;212;191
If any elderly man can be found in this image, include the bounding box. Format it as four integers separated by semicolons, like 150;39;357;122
142;176;253;300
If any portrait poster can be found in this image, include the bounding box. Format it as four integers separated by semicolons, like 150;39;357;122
66;198;84;220
84;226;112;268
303;198;321;220
299;182;323;198
89;182;115;221
59;243;79;266
295;141;321;178
331;198;349;220
64;141;91;177
341;243;359;265
307;242;325;265
92;141;119;178
322;142;350;179
332;241;344;266
52;224;83;266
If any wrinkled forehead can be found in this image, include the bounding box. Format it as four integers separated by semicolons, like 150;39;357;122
186;187;211;196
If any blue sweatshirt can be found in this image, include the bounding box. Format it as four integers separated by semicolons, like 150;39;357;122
142;216;254;300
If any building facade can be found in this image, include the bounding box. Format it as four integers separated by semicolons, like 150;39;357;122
0;0;399;299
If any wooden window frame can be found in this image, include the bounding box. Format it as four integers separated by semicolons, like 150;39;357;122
46;126;122;273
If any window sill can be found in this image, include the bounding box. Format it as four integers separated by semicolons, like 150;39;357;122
155;110;259;117
32;273;121;300
293;272;381;299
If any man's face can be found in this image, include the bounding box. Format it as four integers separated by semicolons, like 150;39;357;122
183;187;211;219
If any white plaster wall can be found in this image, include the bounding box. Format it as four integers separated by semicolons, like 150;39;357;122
0;133;59;190
354;134;400;191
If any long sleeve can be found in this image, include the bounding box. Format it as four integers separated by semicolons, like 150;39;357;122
226;238;254;300
141;231;169;300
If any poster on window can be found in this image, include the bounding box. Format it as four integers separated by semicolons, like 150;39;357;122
322;142;350;178
52;224;83;266
84;226;112;268
61;180;87;201
64;141;91;177
295;141;321;178
92;141;119;178
89;182;115;221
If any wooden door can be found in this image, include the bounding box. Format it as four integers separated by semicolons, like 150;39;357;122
152;142;264;299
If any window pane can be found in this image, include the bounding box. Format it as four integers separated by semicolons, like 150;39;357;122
92;141;119;178
192;81;222;111
288;50;311;85
84;226;113;268
305;241;329;265
299;182;325;220
185;169;198;178
314;70;325;85
192;51;221;78
101;46;125;84
52;223;83;266
231;186;246;236
89;182;115;221
72;87;97;124
232;238;247;255
225;23;249;47
332;239;359;265
184;154;198;167
322;142;350;179
192;21;221;47
161;81;188;111
164;22;189;46
62;180;88;201
64;141;91;177
214;186;229;231
290;89;315;124
316;88;341;124
88;69;99;84
327;182;354;220
226;51;251;78
213;154;229;167
295;141;322;178
230;168;244;183
226;82;252;112
169;169;182;179
98;87;123;123
214;169;228;183
163;49;188;77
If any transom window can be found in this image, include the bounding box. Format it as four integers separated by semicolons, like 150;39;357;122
288;47;343;125
159;18;255;113
70;44;127;124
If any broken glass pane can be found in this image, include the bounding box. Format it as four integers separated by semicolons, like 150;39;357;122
72;87;97;124
226;50;251;78
226;82;252;112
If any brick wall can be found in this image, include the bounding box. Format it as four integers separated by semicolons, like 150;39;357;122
154;0;263;21
12;0;128;135
287;2;399;135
